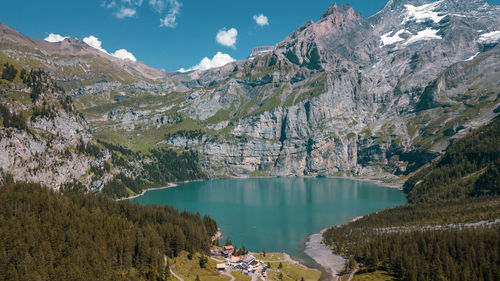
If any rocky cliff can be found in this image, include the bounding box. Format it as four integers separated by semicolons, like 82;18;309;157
162;0;500;180
0;69;112;189
1;0;500;188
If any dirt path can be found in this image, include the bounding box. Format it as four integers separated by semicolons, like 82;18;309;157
170;269;184;281
376;218;500;233
220;270;235;281
346;266;359;281
210;256;226;263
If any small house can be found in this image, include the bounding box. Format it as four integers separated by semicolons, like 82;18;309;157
242;254;256;264
230;256;241;263
216;263;226;271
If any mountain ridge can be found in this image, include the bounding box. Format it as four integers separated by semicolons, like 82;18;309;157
1;0;499;191
0;22;168;85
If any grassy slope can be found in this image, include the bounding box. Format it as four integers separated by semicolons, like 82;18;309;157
168;252;229;281
265;262;321;281
168;252;320;281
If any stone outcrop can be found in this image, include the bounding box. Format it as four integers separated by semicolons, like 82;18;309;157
0;109;97;189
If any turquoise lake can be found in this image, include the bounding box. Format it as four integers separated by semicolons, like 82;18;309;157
130;177;407;263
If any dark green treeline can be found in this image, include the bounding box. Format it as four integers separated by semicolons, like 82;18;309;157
0;181;217;281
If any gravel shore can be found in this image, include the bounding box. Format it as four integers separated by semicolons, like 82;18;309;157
304;228;345;280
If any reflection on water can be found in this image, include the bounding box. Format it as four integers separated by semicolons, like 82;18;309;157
131;177;407;261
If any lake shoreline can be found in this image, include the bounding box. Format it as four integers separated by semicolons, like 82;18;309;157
117;182;178;201
118;178;211;201
127;177;406;281
120;174;403;201
303;215;365;281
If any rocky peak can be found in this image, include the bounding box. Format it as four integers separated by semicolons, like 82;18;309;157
320;2;339;19
56;37;95;53
320;3;357;21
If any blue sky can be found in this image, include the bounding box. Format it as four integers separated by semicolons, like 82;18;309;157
1;0;499;71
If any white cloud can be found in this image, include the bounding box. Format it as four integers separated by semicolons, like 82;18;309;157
44;33;69;43
116;7;137;18
103;0;182;27
102;0;117;9
216;28;238;48
83;35;107;52
83;35;137;61
149;0;165;12
121;0;143;6
253;14;269;27
111;49;137;61
160;0;182;28
178;52;235;72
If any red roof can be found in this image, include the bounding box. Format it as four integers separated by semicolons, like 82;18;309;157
224;245;234;250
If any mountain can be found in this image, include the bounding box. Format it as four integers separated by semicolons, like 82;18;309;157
0;22;167;83
154;0;500;180
1;0;500;191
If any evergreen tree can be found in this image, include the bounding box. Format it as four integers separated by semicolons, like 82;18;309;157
1;63;17;81
0;181;216;280
199;255;208;269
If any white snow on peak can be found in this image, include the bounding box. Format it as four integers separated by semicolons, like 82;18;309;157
478;31;500;44
402;1;447;24
404;28;442;45
380;29;410;46
465;52;480;61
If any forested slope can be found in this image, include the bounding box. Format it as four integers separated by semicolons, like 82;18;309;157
404;117;500;203
0;180;217;281
0;60;207;199
324;117;500;281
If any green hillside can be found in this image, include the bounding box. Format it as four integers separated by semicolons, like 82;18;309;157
324;117;500;281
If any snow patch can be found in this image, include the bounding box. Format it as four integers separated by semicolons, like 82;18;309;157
404;28;442;46
402;1;447;24
478;31;500;44
465;52;480;61
380;29;409;46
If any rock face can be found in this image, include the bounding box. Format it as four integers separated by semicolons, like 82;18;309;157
0;71;115;190
164;0;498;179
1;0;500;184
177;0;499;179
249;46;274;59
0;110;95;189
